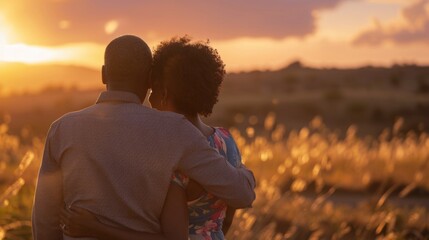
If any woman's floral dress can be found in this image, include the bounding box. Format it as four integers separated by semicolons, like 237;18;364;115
172;127;242;240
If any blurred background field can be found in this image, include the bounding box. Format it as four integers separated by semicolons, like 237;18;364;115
1;62;429;239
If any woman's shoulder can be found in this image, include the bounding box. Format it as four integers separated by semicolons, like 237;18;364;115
212;127;239;146
213;127;233;138
211;127;242;167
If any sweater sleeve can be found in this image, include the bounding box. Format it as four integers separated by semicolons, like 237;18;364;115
32;122;64;240
176;121;256;209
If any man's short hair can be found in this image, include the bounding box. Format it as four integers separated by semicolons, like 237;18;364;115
104;35;152;82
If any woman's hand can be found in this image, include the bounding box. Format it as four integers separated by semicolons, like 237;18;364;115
59;206;100;238
57;183;188;240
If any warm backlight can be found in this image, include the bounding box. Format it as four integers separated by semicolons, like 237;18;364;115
1;44;62;64
0;23;66;64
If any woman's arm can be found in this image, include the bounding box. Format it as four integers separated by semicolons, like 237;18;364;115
222;207;236;235
60;183;188;240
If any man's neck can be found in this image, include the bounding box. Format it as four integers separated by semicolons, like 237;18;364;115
106;86;146;103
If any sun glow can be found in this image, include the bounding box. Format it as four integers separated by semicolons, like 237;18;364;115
0;32;6;46
1;44;70;64
0;16;72;64
0;30;9;60
0;14;11;59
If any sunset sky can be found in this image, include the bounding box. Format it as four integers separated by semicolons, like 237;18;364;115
0;0;428;72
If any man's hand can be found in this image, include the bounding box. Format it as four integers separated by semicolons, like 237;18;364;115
60;206;100;238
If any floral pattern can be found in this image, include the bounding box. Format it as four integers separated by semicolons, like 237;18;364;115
172;127;242;240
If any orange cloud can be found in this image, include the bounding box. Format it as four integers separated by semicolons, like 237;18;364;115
353;0;429;45
1;0;350;46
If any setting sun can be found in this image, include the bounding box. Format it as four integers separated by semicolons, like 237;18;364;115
1;44;67;64
0;13;10;57
0;30;8;60
0;29;64;64
0;16;68;64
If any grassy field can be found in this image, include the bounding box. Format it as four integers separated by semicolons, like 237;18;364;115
226;115;429;239
1;63;429;239
0;113;428;240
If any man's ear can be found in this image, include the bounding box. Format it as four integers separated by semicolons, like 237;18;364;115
101;65;107;84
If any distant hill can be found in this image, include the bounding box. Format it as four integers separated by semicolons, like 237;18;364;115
0;62;100;95
1;61;429;137
1;61;429;96
218;62;429;136
223;61;429;95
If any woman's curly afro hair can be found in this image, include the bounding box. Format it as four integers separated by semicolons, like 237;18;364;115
151;36;226;117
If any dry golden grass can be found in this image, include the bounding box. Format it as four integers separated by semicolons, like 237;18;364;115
226;114;429;239
0;114;428;239
0;118;42;240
